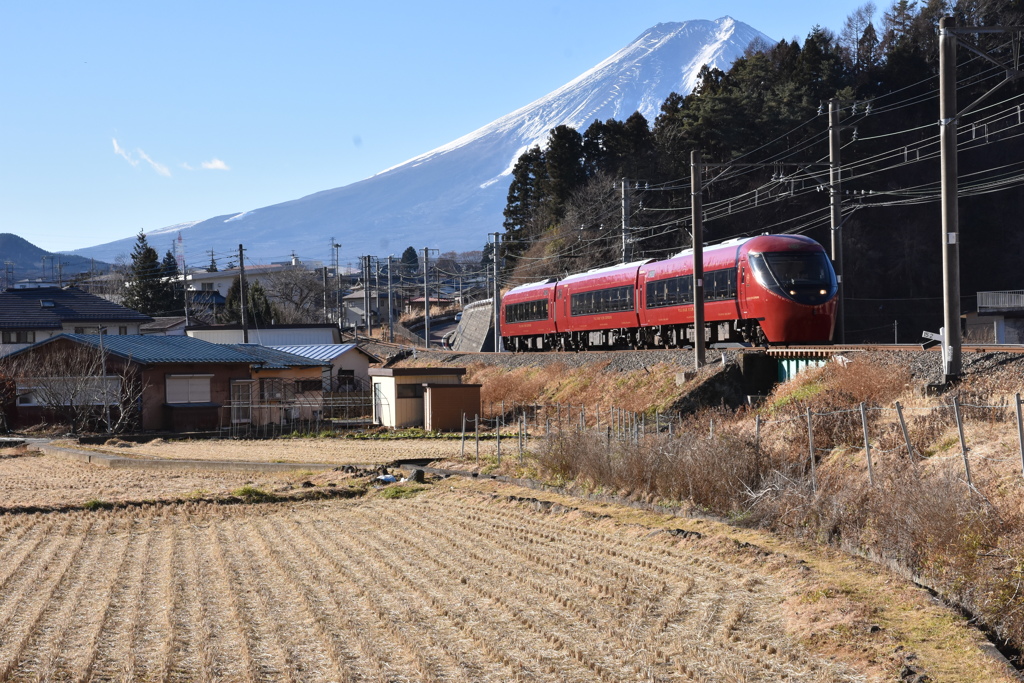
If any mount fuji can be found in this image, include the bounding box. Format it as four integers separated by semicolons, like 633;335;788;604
70;17;770;264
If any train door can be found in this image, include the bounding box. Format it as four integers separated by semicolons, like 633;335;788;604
738;257;751;319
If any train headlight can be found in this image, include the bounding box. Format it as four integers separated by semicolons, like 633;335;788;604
819;289;827;295
789;290;796;296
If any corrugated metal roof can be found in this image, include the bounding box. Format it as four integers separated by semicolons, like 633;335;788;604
60;334;258;364
225;344;330;369
271;343;364;361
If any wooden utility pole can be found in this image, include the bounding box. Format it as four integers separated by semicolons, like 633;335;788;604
238;244;249;343
829;99;846;343
691;151;705;369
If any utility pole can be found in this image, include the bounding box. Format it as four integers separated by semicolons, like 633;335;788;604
374;260;381;332
939;17;961;381
422;247;431;348
321;266;329;323
621;178;632;263
238;244;249;343
362;256;372;338
829;99;846;343
691;150;705;369
491;232;502;352
331;239;341;323
387;255;395;343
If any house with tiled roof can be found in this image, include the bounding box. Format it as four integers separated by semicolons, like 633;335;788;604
1;334;258;432
0;286;152;355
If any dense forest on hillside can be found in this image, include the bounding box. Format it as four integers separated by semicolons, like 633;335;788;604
501;0;1024;342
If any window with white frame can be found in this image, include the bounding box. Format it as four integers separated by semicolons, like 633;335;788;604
165;374;213;404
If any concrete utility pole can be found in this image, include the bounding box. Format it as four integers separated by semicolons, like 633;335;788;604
422;247;431;349
621;178;632;263
321;267;329;323
939;17;961;381
829;99;846;344
491;232;502;352
362;256;372;338
331;240;341;323
238;244;249;343
387;255;395;343
691;151;705;370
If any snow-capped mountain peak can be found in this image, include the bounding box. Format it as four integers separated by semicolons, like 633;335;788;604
71;18;771;263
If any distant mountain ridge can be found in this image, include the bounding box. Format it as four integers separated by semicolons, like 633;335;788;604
0;233;106;285
68;17;771;264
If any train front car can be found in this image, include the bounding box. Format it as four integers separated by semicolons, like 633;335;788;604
500;278;558;352
740;234;838;344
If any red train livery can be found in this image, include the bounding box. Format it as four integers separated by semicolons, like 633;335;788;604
500;234;838;351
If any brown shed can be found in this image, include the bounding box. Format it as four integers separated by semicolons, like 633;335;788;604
423;384;482;432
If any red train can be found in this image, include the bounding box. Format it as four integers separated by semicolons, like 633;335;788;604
500;234;838;351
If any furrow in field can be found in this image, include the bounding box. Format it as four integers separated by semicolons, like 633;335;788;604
215;510;310;681
233;511;353;683
13;514;129;682
193;507;257;682
127;516;175;682
73;514;151;683
303;505;530;682
338;501;613;682
0;514;98;682
271;505;485;683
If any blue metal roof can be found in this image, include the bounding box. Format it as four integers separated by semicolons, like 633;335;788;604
225;344;330;369
271;343;379;363
57;334;258;364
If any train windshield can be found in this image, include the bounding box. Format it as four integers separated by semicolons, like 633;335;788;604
748;251;837;305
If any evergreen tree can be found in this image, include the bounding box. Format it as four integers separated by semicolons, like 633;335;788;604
161;250;180;279
401;246;419;273
122;231;175;315
207;251;218;272
223;276;277;326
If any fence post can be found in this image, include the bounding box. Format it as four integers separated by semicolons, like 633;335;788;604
668;421;673;438
475;414;480;465
656;411;660;432
895;401;915;462
496;415;502;464
461;412;466;459
952;395;972;488
545;418;550;439
1016;393;1024;478
518;415;524;464
806;407;816;495
709;418;714;440
860;402;875;487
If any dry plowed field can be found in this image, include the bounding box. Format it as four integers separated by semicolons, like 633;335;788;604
0;485;870;683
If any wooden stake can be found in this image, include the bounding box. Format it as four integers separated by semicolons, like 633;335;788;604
952;395;972;487
860;402;874;487
895;401;915;462
1016;393;1024;478
806;407;816;494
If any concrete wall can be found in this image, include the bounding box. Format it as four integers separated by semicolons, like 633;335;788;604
451;299;494;352
188;327;340;345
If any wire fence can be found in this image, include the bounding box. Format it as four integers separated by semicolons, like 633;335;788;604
460;393;1024;487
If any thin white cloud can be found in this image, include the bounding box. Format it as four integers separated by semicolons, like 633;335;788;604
201;158;230;171
113;137;171;177
180;162;194;170
112;138;138;166
138;149;171;177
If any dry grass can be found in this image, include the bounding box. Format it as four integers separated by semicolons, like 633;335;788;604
0;453;319;509
69;437;468;466
0;484;890;682
463;360;686;417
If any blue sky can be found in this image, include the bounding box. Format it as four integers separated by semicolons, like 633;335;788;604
1;0;874;254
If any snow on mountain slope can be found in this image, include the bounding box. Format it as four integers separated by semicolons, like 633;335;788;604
69;18;770;264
